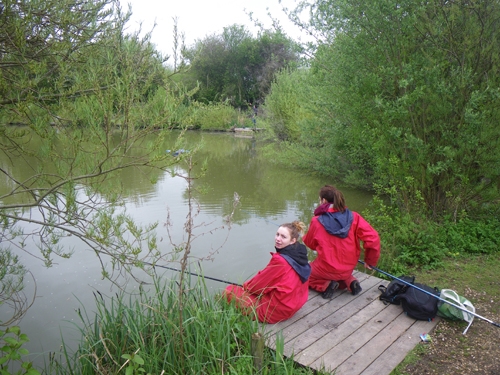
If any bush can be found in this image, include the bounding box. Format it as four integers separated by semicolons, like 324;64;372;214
191;102;239;131
264;69;313;142
364;195;500;275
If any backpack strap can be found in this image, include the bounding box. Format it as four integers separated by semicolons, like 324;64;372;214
378;285;391;305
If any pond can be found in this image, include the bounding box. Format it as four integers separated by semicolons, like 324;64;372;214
0;130;373;368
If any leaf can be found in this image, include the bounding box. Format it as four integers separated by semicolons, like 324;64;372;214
21;361;31;369
19;334;29;343
6;326;20;336
3;337;19;346
133;355;145;365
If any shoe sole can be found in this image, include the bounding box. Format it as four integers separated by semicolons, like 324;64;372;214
322;281;339;299
351;281;362;296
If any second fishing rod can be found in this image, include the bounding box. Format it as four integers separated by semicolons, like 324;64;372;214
359;260;500;329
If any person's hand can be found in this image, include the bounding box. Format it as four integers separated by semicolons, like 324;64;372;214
364;263;373;271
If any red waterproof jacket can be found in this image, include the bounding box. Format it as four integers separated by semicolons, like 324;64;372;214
303;207;380;282
243;252;309;324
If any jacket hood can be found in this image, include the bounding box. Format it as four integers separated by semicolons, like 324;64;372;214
318;209;353;238
276;242;311;283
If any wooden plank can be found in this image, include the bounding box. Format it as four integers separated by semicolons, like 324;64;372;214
264;271;369;336
275;292;347;345
265;274;380;354
359;318;440;375
266;277;380;356
333;312;428;375
307;303;406;372
261;272;441;375
283;285;382;361
263;272;370;338
294;287;388;366
264;291;334;337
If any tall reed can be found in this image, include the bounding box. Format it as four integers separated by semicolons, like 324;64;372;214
47;276;321;375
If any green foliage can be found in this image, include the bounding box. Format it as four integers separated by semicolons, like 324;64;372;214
364;193;500;275
0;326;40;375
58;35;171;130
283;0;500;217
190;102;239;130
0;0;116;112
0;250;26;326
263;65;376;187
184;25;300;107
121;352;149;375
0;0;203;325
264;68;319;142
47;278;319;375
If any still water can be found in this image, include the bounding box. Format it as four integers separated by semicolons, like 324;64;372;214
1;130;373;366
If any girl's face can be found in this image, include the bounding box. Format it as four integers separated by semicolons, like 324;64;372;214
275;226;296;249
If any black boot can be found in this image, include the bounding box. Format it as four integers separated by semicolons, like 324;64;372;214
322;281;339;299
350;280;362;295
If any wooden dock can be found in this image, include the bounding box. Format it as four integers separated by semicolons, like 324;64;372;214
263;271;440;375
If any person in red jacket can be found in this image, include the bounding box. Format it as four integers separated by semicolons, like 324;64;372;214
224;221;311;324
303;185;380;299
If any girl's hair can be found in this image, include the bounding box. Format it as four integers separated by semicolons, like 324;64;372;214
319;185;346;212
280;220;306;240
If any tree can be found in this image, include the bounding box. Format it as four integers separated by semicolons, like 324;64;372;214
183;33;229;103
289;0;500;217
0;0;190;323
264;68;310;142
184;25;300;107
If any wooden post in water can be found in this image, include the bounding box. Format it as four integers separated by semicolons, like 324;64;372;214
251;332;264;372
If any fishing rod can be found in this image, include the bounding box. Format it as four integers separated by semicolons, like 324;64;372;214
358;260;500;328
264;219;280;227
142;217;282;287
144;261;242;287
141;219;290;287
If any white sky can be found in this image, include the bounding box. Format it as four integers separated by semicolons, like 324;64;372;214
119;0;309;58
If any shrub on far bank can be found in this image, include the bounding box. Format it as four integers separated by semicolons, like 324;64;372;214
189;102;241;131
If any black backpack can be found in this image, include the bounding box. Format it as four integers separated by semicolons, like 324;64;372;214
378;276;415;305
379;276;440;321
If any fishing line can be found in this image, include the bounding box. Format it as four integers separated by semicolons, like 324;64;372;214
359;260;500;328
141;218;281;287
140;219;282;287
143;261;242;287
264;219;280;226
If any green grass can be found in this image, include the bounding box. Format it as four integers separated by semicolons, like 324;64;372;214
46;276;327;375
408;253;500;313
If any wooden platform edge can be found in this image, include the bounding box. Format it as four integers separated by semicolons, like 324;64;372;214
261;272;442;375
